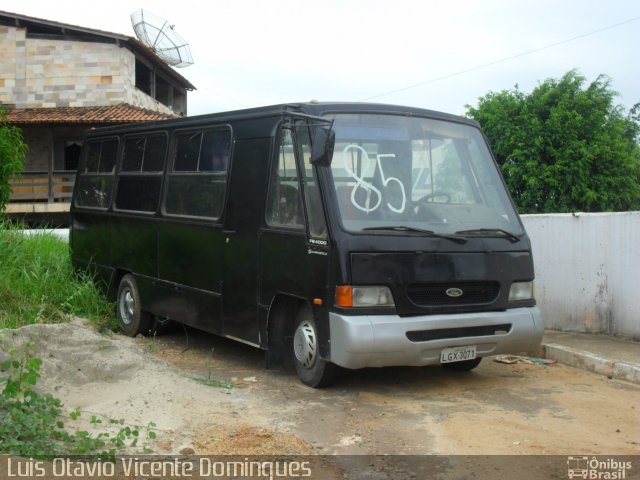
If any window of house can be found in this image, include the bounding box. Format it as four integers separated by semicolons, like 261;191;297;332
164;127;231;219
64;142;82;171
75;138;118;209
172;87;187;116
134;56;187;115
135;58;152;96
156;75;171;107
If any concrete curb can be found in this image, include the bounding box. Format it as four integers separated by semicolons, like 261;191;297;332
543;343;640;384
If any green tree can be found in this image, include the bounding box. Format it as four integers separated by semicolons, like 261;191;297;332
0;107;27;214
466;70;640;213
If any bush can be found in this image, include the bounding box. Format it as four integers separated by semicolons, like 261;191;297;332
467;70;640;213
0;107;27;214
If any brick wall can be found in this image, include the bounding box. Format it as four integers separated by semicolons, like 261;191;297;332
0;25;173;115
0;26;21;103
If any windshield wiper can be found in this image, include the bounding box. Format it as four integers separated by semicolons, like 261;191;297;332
455;228;521;243
362;226;467;244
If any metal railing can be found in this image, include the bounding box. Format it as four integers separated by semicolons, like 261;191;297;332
9;171;76;203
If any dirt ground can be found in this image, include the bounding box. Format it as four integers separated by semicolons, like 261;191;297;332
1;319;638;477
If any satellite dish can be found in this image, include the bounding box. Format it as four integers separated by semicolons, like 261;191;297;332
130;9;194;68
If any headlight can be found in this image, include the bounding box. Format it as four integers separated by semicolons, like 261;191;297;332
335;285;395;307
508;281;534;301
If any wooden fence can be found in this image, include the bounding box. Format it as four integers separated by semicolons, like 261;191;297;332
9;171;76;203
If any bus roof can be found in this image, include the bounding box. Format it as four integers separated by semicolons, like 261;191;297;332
81;102;479;138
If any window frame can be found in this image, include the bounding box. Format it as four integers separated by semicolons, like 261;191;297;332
161;125;233;221
294;119;329;240
73;136;119;211
113;132;169;215
265;126;306;231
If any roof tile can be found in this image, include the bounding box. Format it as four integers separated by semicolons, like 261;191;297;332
6;103;177;124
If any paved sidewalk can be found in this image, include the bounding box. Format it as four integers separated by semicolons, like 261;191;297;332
541;330;640;384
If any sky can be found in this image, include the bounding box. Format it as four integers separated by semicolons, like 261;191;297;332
3;0;639;117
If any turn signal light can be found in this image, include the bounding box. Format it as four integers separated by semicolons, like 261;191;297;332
335;285;395;307
335;286;353;307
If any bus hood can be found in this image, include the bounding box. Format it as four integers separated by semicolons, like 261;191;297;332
350;251;535;316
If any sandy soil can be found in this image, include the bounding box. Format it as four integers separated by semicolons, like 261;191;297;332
0;319;308;456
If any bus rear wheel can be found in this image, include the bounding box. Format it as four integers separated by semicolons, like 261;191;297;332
292;306;337;388
117;274;151;337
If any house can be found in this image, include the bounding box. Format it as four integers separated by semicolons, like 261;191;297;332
0;10;196;224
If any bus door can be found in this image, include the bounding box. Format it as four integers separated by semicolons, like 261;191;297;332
257;118;331;343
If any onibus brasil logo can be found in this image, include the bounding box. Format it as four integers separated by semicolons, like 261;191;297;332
567;457;633;479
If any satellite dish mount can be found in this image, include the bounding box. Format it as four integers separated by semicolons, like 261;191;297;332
130;9;194;68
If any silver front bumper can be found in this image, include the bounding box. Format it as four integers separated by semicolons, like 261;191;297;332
329;307;543;369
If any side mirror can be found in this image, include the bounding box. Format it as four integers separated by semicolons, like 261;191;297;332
310;126;335;167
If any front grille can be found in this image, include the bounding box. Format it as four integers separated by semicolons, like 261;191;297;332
406;281;500;306
406;323;512;342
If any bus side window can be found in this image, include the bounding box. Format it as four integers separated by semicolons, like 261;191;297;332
164;128;230;220
75;138;118;209
115;134;166;213
266;129;303;228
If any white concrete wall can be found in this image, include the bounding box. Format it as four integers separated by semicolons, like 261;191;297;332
522;212;640;340
23;229;69;242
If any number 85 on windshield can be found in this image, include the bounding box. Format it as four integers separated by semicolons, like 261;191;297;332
342;145;407;214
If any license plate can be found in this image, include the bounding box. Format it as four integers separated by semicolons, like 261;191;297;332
440;345;477;364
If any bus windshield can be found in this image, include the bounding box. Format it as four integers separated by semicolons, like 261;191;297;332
327;113;523;236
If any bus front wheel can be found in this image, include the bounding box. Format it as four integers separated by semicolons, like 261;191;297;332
292;306;337;388
117;274;151;337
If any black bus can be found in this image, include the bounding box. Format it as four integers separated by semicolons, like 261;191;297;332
70;102;543;387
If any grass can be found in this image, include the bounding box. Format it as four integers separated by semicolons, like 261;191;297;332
0;222;115;330
192;376;234;389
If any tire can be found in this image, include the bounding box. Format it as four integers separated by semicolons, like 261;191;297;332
116;274;151;337
292;306;338;388
441;357;482;371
